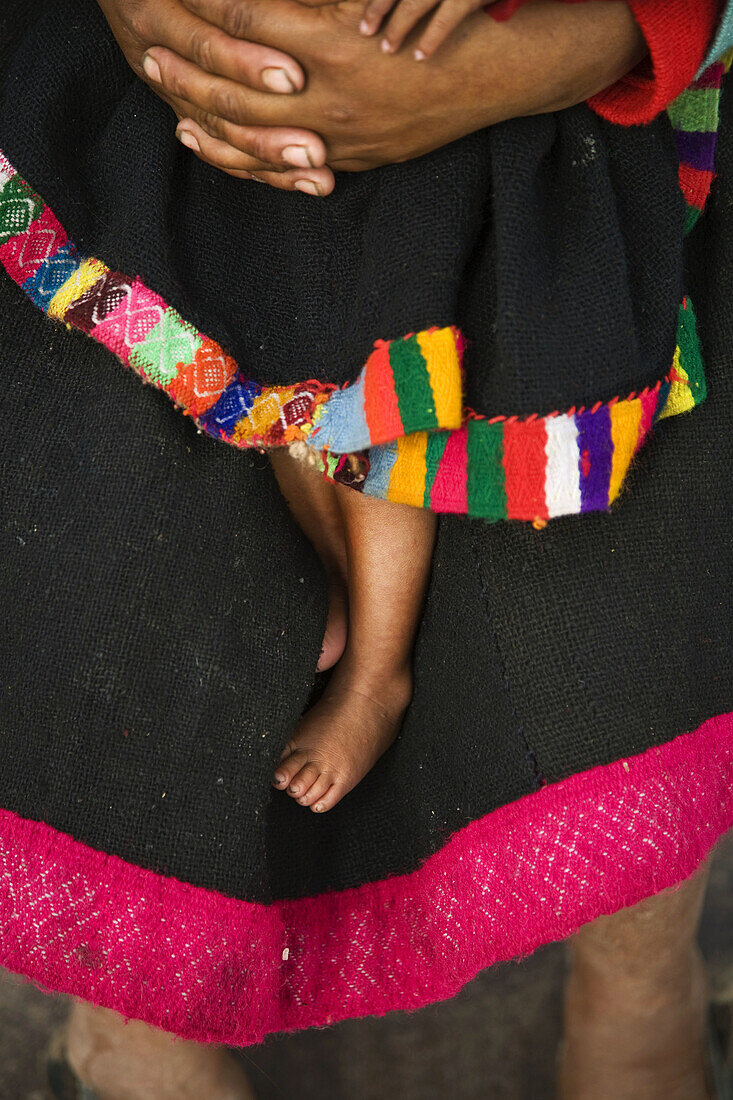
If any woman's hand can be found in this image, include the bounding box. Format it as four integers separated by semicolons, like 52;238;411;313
144;0;645;181
96;0;335;193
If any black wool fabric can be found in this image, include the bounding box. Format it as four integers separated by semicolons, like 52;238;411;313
0;2;730;904
0;0;684;419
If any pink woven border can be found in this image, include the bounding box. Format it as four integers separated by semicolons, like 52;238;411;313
0;712;731;1046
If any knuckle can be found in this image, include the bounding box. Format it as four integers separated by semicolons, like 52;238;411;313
323;101;358;125
251;133;275;162
197;110;223;138
218;1;253;39
190;29;215;70
325;35;355;72
127;5;151;43
429;12;454;32
212;84;244;123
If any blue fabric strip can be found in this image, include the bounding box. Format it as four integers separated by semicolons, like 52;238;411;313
703;2;733;69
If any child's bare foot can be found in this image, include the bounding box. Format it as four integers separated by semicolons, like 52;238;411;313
319;573;348;672
273;659;412;812
273;486;437;812
269;446;348;671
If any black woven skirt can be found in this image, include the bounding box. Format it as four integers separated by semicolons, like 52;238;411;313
0;0;731;1047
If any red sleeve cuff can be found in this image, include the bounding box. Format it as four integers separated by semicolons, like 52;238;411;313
589;0;720;125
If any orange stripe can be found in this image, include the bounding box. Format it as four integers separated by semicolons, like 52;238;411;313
363;342;403;445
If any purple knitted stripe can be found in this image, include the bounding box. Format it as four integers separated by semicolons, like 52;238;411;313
675;130;718;173
575;406;613;514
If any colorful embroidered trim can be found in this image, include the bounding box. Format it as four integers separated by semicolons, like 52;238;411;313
354;298;704;521
0;60;723;523
0;712;729;1046
670;51;731;233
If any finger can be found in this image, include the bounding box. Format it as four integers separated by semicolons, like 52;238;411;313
379;0;442;54
413;0;479;59
145;46;301;130
175;114;327;170
359;0;398;37
176;119;335;192
142;0;304;93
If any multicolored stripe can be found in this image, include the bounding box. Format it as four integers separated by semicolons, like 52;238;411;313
0;59;723;524
669;51;731;234
361;298;703;521
0;149;463;455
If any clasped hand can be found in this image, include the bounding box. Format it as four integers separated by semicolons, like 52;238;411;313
97;0;646;194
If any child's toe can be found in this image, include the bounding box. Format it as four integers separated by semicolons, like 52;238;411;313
286;762;320;799
272;754;302;789
311;783;345;814
298;773;333;807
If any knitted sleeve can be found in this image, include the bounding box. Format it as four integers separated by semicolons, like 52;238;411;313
702;0;733;66
589;0;721;125
487;0;721;126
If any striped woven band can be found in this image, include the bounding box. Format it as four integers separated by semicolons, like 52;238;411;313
0;57;725;523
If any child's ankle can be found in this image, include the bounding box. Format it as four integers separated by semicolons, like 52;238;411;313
336;656;413;709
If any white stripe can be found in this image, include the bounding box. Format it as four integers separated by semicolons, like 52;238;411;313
544;415;581;518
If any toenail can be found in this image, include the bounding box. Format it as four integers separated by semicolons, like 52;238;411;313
298;796;308;804
313;803;325;812
274;773;286;785
289;785;300;795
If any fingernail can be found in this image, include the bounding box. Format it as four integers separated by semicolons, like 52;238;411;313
414;49;426;61
262;67;296;94
142;54;162;83
282;145;313;168
176;129;200;153
381;38;392;53
294;179;322;196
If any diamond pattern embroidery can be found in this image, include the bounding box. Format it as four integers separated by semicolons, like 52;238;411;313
0;176;44;245
94;280;168;364
23;242;80;311
201;376;262;433
129;307;202;385
166;338;238;416
64;269;130;334
0;206;68;285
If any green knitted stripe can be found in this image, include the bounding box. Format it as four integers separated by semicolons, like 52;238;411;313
423;431;449;508
677;302;707;406
667;87;720;133
467;420;507;521
0;175;44;245
389;335;438;436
